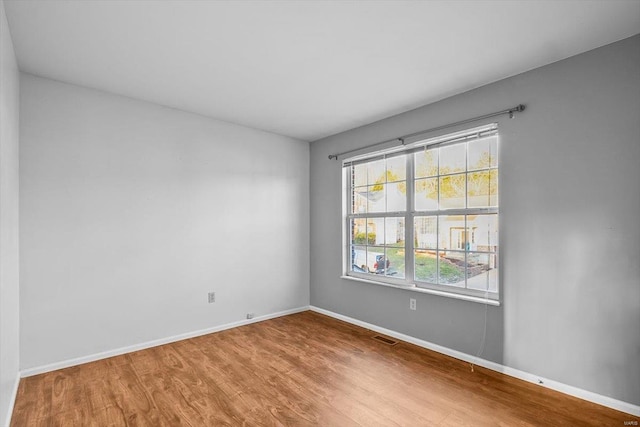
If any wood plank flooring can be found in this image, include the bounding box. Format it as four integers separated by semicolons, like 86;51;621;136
11;311;639;426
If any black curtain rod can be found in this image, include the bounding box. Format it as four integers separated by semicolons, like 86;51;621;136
328;104;525;160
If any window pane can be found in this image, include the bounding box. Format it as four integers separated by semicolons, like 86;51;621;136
386;182;406;212
415;177;438;211
415;150;438;179
467;169;498;208
468;136;498;171
414;250;437;283
438;251;465;286
439;143;466;174
350;218;368;245
353;163;367;187
414;216;437;249
367;185;386;213
465;252;498;292
439;215;466;251
367;246;385;273
367;159;385;186
352;186;368;214
466;214;498;251
490;169;498;206
439;174;466;209
384;247;405;278
386;155;406;182
385;218;405;247
351;246;370;273
367;218;385;247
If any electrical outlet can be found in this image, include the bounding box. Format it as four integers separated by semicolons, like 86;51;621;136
410;298;416;311
246;313;254;319
208;292;215;303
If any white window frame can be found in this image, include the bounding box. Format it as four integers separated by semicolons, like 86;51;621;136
343;124;500;302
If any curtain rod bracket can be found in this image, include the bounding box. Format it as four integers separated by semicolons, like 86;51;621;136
510;104;526;118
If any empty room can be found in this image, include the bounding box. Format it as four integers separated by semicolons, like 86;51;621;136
1;0;639;425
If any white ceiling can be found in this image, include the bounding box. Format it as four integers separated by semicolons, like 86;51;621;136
4;1;640;141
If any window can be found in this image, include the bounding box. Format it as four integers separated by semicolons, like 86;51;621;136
345;124;499;300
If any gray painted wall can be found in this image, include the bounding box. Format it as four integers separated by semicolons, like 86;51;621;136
19;74;310;370
0;0;20;423
310;35;640;405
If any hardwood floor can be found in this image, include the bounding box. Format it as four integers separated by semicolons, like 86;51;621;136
11;311;638;426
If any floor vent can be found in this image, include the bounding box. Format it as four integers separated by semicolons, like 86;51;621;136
372;335;398;346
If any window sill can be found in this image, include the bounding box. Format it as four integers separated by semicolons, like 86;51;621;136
340;275;501;306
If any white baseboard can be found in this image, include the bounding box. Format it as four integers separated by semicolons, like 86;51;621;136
20;306;310;378
4;371;20;427
309;305;640;417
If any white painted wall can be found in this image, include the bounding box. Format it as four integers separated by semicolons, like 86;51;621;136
19;74;310;370
310;35;640;406
0;0;20;424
